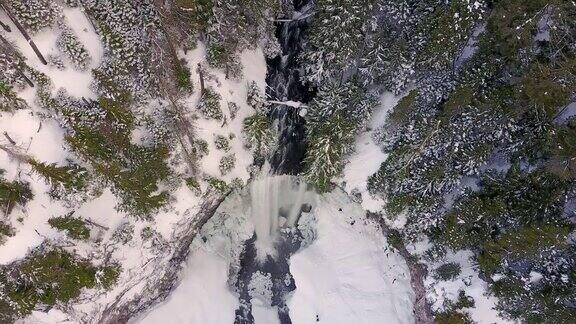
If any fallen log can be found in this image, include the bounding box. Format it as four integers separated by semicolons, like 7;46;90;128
0;19;10;32
0;2;47;65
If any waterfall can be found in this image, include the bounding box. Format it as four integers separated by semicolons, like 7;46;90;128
249;175;312;261
246;0;317;261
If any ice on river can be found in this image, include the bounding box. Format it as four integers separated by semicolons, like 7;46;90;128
137;185;414;324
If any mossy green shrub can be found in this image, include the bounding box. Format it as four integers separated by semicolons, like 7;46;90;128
96;264;120;290
176;0;213;31
386;229;405;252
175;60;193;92
185;177;201;195
194;139;210;158
56;28;91;71
304;113;356;192
0;221;15;245
61;95;171;218
206;42;242;78
430;167;576;322
230;177;244;190
206;177;229;194
0;81;28;112
434;262;462;281
0;176;33;215
547;120;576;180
8;0;60;33
0;247;119;322
434;290;475;324
48;216;90;240
418;0;486;69
29;160;88;198
243;113;273;157
246;81;267;112
478;225;571;275
434;311;474;324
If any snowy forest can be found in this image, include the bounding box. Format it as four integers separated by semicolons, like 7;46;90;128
0;0;575;323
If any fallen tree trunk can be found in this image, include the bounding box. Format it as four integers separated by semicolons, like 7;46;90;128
0;19;10;32
0;2;47;65
0;34;35;87
98;190;230;323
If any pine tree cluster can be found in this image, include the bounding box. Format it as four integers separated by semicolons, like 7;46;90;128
56;27;91;71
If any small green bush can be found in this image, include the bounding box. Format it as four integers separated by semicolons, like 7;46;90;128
207;177;229;194
185;177;201;195
243;113;272;156
386;229;404;251
434;262;462;281
0;81;28;112
0;247;119;322
246;81;267;112
0;178;33;215
195;139;209;158
453;290;475;310
219;154;236;175
175;61;193;92
198;88;223;120
57;28;91;70
29;160;88;194
96;264;120;290
0;222;15;245
214;134;231;151
434;310;474;324
9;0;60;33
48;216;90;240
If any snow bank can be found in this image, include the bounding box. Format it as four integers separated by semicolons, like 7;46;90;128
138;242;238;324
288;189;414;324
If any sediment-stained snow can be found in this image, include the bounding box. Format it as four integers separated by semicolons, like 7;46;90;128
288;189;414;324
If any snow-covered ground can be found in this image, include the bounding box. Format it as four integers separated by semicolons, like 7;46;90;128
1;4;270;322
0;6;102;264
0;4;512;323
425;250;511;324
137;185;414;324
289;189;414;324
138;242;239;324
